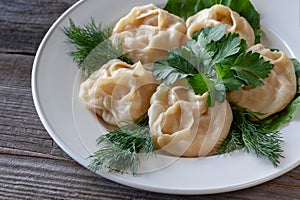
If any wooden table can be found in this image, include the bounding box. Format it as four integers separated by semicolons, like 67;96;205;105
0;0;299;199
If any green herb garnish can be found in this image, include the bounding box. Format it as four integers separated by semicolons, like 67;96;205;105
259;97;300;132
256;59;300;132
218;105;284;167
217;58;300;166
164;0;262;43
66;1;300;173
88;115;155;174
63;18;132;77
152;25;273;106
291;58;300;94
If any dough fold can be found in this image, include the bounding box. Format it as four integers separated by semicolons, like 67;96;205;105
148;82;233;157
79;59;159;126
228;44;297;119
111;4;187;65
186;5;255;47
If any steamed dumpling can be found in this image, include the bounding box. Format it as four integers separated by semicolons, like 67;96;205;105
228;44;297;119
148;82;233;157
79;59;159;126
111;4;187;65
186;5;255;47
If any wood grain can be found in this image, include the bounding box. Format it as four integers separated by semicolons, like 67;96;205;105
0;0;77;55
0;0;299;199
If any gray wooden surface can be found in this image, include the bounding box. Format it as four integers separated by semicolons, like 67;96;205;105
0;0;299;199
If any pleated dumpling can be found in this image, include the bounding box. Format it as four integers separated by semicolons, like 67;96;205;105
186;5;255;47
79;59;159;126
111;4;187;65
228;44;297;119
148;82;233;157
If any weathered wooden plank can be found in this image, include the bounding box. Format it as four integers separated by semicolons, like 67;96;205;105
0;0;299;199
2;52;297;199
0;54;70;160
0;155;178;200
0;0;77;54
0;53;32;89
0;154;299;200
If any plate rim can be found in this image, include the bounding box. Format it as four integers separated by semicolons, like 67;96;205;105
31;0;300;195
31;0;88;166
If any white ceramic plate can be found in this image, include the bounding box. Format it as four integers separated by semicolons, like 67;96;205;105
32;0;300;195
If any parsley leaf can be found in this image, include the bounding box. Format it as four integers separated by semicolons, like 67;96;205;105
152;48;196;85
225;52;273;88
212;33;243;64
152;25;273;106
218;58;300;167
196;24;227;45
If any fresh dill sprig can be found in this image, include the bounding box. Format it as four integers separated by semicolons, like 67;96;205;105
62;18;132;77
88;115;155;174
217;130;244;154
218;105;284;167
62;18;112;65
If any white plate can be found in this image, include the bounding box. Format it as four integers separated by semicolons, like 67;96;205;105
32;0;300;195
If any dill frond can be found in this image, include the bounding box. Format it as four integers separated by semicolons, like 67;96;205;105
218;105;284;167
88;115;155;174
62;18;132;77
